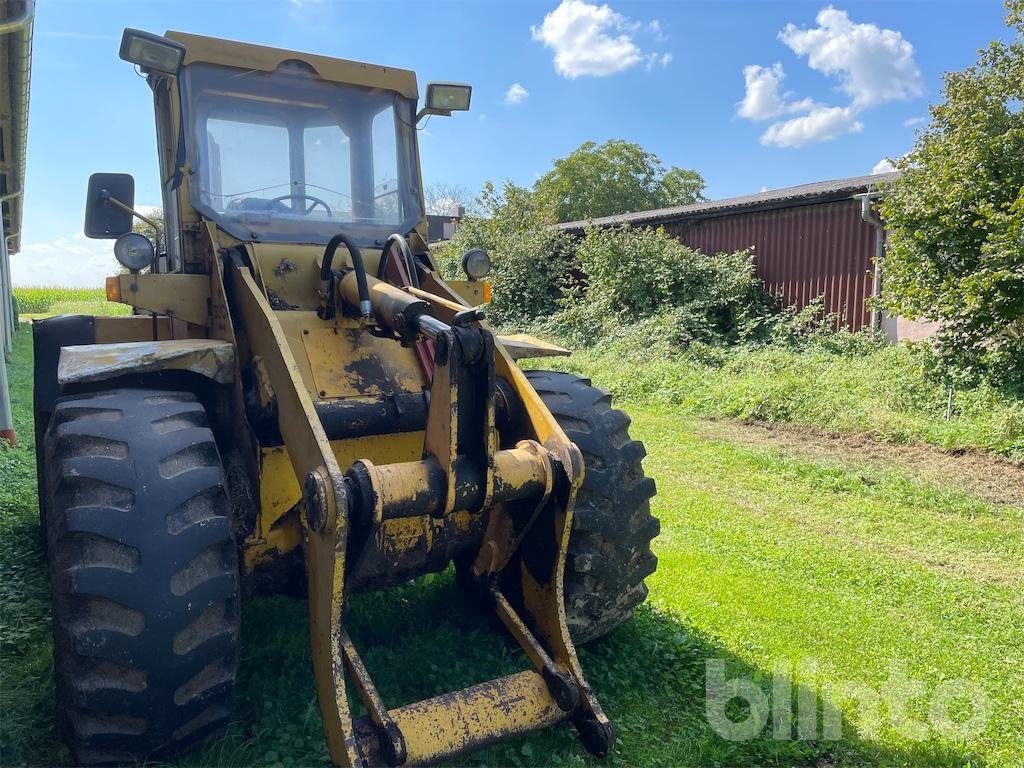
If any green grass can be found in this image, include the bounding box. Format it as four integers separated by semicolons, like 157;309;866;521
2;322;1022;766
528;337;1024;459
12;286;130;318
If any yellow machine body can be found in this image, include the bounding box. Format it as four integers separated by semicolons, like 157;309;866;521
46;29;631;768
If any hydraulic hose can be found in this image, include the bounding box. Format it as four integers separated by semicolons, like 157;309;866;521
377;233;421;289
321;232;372;319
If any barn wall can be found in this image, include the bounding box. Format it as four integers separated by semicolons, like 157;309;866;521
663;199;876;331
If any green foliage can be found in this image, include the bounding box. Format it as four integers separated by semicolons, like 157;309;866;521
433;181;574;326
12;287;104;314
12;287;130;317
132;207;165;249
527;335;1024;458
533;140;705;223
550;226;774;348
880;0;1024;389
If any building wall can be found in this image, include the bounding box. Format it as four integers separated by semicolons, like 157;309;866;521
663;199;877;331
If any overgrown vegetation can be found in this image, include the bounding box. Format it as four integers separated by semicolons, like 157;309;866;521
551;226;774;349
437;195;1024;457
433;118;1024;461
434;181;574;326
881;0;1024;390
529;334;1024;459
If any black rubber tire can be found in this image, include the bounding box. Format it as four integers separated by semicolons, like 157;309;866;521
525;370;659;644
43;389;240;765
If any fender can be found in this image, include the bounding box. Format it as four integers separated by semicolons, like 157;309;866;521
57;338;235;388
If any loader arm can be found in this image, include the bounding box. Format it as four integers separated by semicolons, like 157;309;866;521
228;254;613;766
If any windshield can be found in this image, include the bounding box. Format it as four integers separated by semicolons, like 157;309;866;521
181;61;423;245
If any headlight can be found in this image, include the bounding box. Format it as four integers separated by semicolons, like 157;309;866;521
114;232;155;271
461;248;491;280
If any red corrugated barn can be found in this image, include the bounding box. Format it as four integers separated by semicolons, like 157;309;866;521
558;173;898;332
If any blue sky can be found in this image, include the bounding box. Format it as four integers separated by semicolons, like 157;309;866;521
13;0;1010;285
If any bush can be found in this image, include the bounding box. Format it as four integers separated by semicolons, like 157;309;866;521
551;226;774;348
433;182;574;327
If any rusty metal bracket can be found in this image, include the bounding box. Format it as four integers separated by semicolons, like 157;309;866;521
422;324;497;518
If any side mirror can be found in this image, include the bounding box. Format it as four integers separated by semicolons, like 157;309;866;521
84;173;135;239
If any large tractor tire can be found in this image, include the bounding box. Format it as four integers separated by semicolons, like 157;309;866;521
525;371;659;644
43;389;240;765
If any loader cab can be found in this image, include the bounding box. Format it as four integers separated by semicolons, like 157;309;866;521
130;29;466;272
180;60;423;247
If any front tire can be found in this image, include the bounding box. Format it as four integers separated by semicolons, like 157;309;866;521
525;371;659;643
43;389;240;765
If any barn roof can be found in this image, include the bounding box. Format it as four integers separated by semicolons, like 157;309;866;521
555;171;899;234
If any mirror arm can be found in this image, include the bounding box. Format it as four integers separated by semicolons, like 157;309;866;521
100;190;163;252
415;107;452;123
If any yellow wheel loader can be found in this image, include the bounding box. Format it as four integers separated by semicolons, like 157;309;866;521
32;29;658;766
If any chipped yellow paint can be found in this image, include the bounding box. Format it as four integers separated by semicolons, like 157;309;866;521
373;670;565;765
445;279;488;306
257;432;423;536
301;327;424;400
250;243;323;311
496;333;572;361
114;273;210;325
92;315;198;343
57;339;235;387
167;30;419;99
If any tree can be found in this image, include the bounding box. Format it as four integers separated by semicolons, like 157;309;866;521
425;183;475;216
533;140;705;222
659;167;707;208
880;0;1023;388
132;207;164;247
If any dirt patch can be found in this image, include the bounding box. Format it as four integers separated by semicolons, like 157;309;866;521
697;418;1024;509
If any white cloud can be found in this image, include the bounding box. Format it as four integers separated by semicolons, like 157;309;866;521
760;105;863;148
12;232;118;288
871;158;897;174
902;115;927;127
779;6;922;108
504;83;529;105
530;0;669;78
738;64;787;120
737;63;818;121
738;7;921;148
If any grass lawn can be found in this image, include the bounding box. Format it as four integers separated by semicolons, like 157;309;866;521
2;321;1021;767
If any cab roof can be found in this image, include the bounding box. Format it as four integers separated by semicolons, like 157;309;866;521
165;30;419;99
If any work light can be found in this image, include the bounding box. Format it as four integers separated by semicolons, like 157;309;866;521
425;83;472;112
461;248;491;280
113;232;155;271
119;28;186;74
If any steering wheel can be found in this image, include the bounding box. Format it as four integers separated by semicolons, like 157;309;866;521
269;193;333;217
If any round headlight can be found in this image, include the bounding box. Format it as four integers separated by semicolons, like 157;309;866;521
113;232;155;271
461;248;491;280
